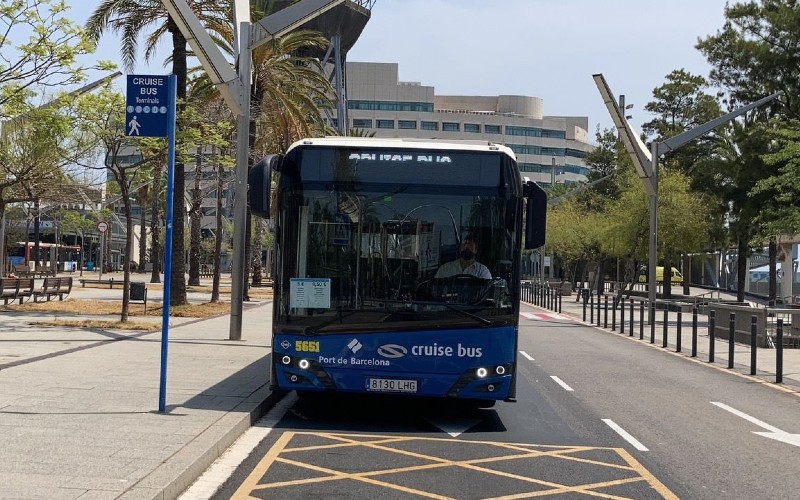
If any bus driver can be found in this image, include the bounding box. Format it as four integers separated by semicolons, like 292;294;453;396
435;234;492;279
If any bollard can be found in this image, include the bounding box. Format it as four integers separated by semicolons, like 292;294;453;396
776;319;784;384
728;313;735;369
604;296;609;328
558;292;562;314
597;293;601;326
590;294;594;324
650;304;656;345
677;310;682;353
662;307;668;348
612;296;617;331
709;310;716;363
620;297;625;334
639;301;644;340
582;291;587;322
629;298;634;337
750;316;757;376
691;307;698;357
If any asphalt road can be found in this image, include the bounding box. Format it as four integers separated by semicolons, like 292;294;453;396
203;304;800;500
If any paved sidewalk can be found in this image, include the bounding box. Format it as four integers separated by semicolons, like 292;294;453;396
527;287;800;389
0;279;278;500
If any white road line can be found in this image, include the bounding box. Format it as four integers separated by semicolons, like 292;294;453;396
602;419;649;451
710;402;782;433
177;392;298;500
550;375;574;392
519;350;535;361
711;402;800;448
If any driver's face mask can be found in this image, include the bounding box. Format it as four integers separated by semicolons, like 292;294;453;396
460;248;475;261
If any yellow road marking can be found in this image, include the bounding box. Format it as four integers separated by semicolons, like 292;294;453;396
235;431;677;499
230;431;293;500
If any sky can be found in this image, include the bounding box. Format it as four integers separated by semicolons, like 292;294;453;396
74;0;731;138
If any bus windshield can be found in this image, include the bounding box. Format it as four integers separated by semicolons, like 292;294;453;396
274;146;522;335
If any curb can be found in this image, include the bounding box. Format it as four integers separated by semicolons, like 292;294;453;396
121;385;286;500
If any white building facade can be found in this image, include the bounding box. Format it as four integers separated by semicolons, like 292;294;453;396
339;62;593;186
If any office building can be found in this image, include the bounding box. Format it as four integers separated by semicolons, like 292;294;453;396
340;62;593;186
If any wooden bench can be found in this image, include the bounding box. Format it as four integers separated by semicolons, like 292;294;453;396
78;278;125;288
1;277;35;304
14;264;31;277
33;277;72;302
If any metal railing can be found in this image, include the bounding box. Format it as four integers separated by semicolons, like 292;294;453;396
523;284;799;385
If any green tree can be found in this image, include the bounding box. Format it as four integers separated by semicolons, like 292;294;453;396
697;0;798;301
642;69;723;296
73;88;148;322
0;0;109;118
61;210;95;276
86;0;228;306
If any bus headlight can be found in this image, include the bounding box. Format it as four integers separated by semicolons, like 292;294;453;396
298;359;311;370
495;365;506;375
476;367;488;378
281;355;291;365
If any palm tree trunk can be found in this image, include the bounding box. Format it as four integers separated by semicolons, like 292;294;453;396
211;147;223;303
138;188;148;274
189;146;202;286
150;159;164;284
117;170;132;322
168;16;188;306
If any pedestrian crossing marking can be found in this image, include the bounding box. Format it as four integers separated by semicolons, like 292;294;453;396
520;312;570;321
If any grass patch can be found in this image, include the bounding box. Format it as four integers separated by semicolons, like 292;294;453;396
33;319;161;331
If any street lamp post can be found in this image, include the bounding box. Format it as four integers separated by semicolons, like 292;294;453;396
594;74;779;340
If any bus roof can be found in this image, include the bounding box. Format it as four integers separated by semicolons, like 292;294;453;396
286;136;517;160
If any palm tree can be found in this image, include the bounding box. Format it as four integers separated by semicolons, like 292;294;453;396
85;0;228;306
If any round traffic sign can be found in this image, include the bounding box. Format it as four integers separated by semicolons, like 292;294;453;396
96;221;109;233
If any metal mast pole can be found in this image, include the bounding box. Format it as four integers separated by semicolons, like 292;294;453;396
230;21;252;340
648;142;659;341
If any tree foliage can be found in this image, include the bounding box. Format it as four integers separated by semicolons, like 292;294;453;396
0;0;112;118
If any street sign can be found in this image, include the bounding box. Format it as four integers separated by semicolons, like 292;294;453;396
125;74;171;137
96;221;108;233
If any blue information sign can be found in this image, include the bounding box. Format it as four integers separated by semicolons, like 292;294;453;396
125;74;171;137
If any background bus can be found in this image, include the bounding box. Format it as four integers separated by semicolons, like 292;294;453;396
248;137;546;405
7;242;82;272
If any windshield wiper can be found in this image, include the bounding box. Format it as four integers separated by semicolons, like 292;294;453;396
304;309;362;334
436;302;493;326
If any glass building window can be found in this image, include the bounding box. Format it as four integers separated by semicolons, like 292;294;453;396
421;121;438;131
542;129;567;139
377;119;395;129
348;100;434;112
464;123;481;133
565;148;587;158
507;144;542;155
442;122;460;132
353;118;373;128
398;120;417;129
485;124;501;134
541;147;565;156
506;126;541;137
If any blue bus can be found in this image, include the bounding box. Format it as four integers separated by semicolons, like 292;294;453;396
249;137;546;405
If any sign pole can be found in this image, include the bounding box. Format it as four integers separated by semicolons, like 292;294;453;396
159;74;177;413
125;72;176;413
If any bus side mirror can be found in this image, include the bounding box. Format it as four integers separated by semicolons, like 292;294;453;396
248;155;282;219
524;181;547;249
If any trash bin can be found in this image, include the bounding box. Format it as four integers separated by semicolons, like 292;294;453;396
86;261;94;271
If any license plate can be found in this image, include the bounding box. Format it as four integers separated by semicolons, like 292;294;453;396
366;378;418;393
